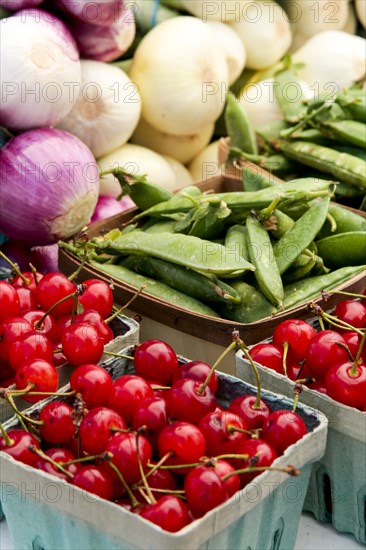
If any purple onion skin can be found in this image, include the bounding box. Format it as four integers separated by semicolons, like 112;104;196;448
91;194;134;223
56;0;124;26
67;7;136;62
0;128;99;245
0;0;43;9
0;240;59;274
30;244;59;273
0;240;33;272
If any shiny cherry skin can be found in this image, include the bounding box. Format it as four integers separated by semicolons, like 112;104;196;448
62;322;104;367
142;468;177;502
214;459;241;497
325;360;366;409
77;279;113;319
139;495;191;532
39;402;76;444
168;378;217;424
9;331;53;371
23;310;59;342
106;432;152;485
35;448;80;481
0;317;33;361
333;300;366;332
35;273;76;318
74;310;114;345
342;332;366;362
184;465;228;518
231;438;278;487
0;429;40;466
0;281;20;322
108;374;154;425
79;407;126;455
15;286;38;313
72;465;115;500
13;271;43;292
262;410;307;455
132;397;169;451
157;422;206;474
248;343;284;374
133;339;179;385
198;410;248;456
228;395;271;430
172;361;218;395
15;359;59;403
273;319;316;362
70;364;113;408
306;330;349;381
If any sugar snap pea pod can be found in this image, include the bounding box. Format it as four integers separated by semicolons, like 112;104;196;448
90;262;220;318
259;198;295;238
234;150;297;173
282;252;317;283
283;265;366;310
274;68;307;123
218;280;277;322
225;93;258;155
310;255;329;276
256;120;289;143
225;224;250;263
316;232;366;269
242;165;281;191
317;120;366;150
335;183;365;198
336;93;366;123
122;255;241;305
188;201;232;240
143;220;177;234
174;185;202;198
331;145;366;162
274;197;331;275
94;231;255;276
290;129;329;146
246;214;284;306
276;141;366;190
317;203;366;239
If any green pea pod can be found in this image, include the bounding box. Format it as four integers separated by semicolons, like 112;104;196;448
242;165;281;191
274;197;331;275
318;119;366;150
225;224;250;263
331;145;366;162
336;93;366;123
90;262;220;318
174;185;203;198
143;220;177;234
282;251;317;283
317;203;366;239
256;120;289;143
188;201;232;240
290;129;329;146
277;140;366;190
225;93;258;155
246;214;284;306
122;255;241;305
316;232;366;269
94;230;255;276
335;183;365;198
218;280;277;323
274;68;307;123
283;265;366;310
310;255;330;276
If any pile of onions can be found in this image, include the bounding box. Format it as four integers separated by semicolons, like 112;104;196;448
0;128;99;245
188;141;223;182
0;9;81;131
58;60;141;159
130;16;229;136
162;156;194;188
56;0;124;26
206;21;246;85
171;1;240;22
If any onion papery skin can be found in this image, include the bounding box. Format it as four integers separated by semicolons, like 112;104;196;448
0;9;81;131
56;0;124;26
0;128;99;245
67;5;135;62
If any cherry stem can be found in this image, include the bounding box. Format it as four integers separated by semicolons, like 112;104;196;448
5;391;33;433
222;464;300;481
103;453;140;508
145;451;174;479
197;340;237;395
0;250;29;284
35;290;80;329
318;309;364;336
292;383;303;412
29;264;40;287
227;424;261;437
103;351;134;360
351;329;366;377
0;421;14;447
28;445;74;479
337;342;355;361
105;285;146;324
135;432;156;505
282;342;289;377
68;240;88;282
318;316;325;331
146;460;201;471
150;385;170;391
62;454;102;466
70;291;79;325
324;290;366;300
214;453;249;461
237;342;262;409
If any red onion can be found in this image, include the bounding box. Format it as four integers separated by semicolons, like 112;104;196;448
0;128;99;245
30;244;59;273
0;0;43;9
0;240;33;272
0;9;81;131
67;5;135;62
0;240;59;274
91;194;134;223
56;0;124;26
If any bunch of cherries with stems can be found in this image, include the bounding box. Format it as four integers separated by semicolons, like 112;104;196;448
248;289;366;411
0;333;305;533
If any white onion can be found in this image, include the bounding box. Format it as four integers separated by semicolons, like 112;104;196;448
206;21;246;85
131;118;214;165
176;1;243;22
188;140;223;182
293;31;366;94
130;16;229;136
355;0;366;28
58;61;141;159
162;156;194;189
288;0;349;38
98;144;177;197
229;1;292;70
0;10;81;131
343;3;358;34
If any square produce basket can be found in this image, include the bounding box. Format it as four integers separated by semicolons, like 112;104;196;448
236;343;366;544
0;346;328;550
59;173;366;348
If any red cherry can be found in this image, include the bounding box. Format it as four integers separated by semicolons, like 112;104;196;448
306;330;349;381
74;310;114;345
0;429;40;466
306;380;328;394
248;343;284;374
231;438;278;487
325;360;366;409
72;465;115;500
108;374;154;425
15;286;38;313
342;331;366;362
52;344;67;367
133;339;179;385
139;495;191;532
184;465;228;517
62;322;104;367
35;273;76;318
0;360;15;385
262;410;307;455
0;317;33;361
70;364;113;408
214;459;240;497
0;281;20;322
23;310;59;342
132;397;169;451
198;410;248;456
13;271;43;292
157;422;206;474
77;279;113;319
39;402;76;444
15;359;59;403
228;395;271;430
106;432;152;484
79;407;126;455
273;319;316;361
9;331;53;371
172;361;218;394
168;378;217;424
333;300;366;332
35;448;79;481
141;468;177;502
